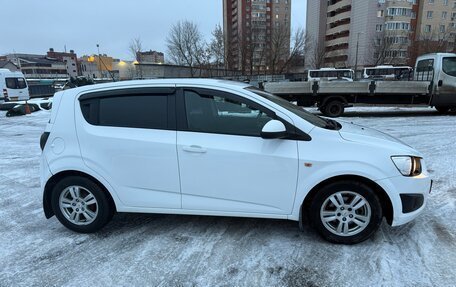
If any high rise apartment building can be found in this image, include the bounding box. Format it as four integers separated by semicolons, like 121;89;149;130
306;0;384;68
307;0;456;69
416;0;456;44
223;0;291;73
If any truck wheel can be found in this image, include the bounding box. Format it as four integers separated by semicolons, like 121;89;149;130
435;106;450;114
322;100;345;118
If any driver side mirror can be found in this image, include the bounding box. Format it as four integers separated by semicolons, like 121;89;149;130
261;120;287;139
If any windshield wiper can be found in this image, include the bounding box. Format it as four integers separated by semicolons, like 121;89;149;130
321;117;342;130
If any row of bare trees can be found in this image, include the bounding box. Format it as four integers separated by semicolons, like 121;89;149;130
128;20;309;77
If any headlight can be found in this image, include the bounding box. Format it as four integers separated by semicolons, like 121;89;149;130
391;156;422;177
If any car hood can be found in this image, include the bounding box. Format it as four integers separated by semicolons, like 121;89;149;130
337;120;418;153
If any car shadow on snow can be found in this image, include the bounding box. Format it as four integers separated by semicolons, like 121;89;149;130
100;212;319;242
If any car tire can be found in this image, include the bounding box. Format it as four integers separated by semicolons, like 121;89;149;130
51;176;113;233
309;181;383;244
322;100;345;118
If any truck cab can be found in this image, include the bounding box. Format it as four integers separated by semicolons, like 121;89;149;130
0;69;30;103
414;53;456;112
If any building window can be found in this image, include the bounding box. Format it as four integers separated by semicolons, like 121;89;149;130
442;11;447;19
444;0;449;5
428;0;434;3
377;10;384;17
376;24;384;32
427;11;433;18
387;8;413;17
385;22;411;30
440;25;446;32
425;25;432;32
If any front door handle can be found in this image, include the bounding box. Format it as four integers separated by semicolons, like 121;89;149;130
182;145;207;153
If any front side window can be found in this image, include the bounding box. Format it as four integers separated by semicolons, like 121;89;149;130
442;57;456;77
184;90;273;137
246;87;329;129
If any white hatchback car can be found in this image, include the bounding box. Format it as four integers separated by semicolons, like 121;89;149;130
40;79;432;244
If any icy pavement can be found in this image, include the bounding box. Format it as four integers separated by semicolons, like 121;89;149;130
0;106;455;287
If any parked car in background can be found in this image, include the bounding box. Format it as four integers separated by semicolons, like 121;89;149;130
0;69;30;103
40;79;431;244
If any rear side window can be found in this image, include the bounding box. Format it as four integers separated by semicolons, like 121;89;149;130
416;59;434;73
80;94;169;130
5;78;27;89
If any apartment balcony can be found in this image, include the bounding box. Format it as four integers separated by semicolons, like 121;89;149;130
327;11;351;25
327;0;352;13
325;36;350;47
325;49;349;58
326;23;351;36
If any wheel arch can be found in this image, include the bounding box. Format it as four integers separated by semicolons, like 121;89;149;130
300;174;393;226
43;170;117;219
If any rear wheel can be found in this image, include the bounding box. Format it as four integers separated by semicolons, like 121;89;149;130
309;181;383;244
321;100;345;118
51;176;113;233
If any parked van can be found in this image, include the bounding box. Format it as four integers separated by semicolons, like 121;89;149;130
0;69;30;103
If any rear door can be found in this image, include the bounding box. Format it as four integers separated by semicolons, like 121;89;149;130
76;87;181;209
176;87;299;215
5;76;29;101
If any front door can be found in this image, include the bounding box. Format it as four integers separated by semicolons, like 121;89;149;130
177;88;299;215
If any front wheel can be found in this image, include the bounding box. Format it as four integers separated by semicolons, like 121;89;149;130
309;181;383;244
51;176;113;233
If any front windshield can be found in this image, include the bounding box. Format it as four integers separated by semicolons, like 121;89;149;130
246;87;328;129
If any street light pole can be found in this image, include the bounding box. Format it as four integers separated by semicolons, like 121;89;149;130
96;44;101;78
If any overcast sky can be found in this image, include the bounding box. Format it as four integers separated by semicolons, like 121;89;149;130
0;0;306;60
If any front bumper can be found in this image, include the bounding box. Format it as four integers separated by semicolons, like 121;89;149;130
375;175;431;227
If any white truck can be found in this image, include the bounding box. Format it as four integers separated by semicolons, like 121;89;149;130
264;53;456;117
0;69;30;103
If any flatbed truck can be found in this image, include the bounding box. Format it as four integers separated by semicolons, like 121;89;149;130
264;53;456;117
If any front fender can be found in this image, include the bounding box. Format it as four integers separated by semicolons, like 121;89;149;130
289;160;393;221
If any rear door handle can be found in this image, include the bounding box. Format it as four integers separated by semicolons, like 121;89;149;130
182;145;207;153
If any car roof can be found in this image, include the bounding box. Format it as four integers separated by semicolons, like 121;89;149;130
67;78;252;96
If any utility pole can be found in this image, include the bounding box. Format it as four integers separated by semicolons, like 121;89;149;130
354;32;364;81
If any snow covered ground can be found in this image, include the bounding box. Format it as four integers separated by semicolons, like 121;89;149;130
0;106;455;286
